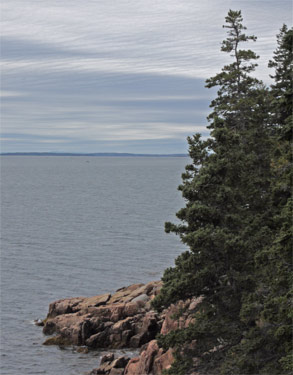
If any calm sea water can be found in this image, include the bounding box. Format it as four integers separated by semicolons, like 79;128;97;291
0;156;188;375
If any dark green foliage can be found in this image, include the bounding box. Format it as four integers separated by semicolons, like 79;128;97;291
268;25;293;128
152;10;292;375
231;25;293;374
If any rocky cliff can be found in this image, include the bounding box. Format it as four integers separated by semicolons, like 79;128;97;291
40;281;203;375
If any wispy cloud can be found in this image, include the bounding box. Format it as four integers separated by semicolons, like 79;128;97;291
1;0;292;153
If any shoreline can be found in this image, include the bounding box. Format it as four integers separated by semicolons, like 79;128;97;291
39;281;202;375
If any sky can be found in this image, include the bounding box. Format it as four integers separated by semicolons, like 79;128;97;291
1;0;292;154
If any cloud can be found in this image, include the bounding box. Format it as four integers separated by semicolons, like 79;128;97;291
2;0;291;80
0;90;25;98
1;0;292;152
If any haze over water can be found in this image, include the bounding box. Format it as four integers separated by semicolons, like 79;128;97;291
1;156;188;375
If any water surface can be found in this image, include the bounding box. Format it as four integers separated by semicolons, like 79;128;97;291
1;156;188;374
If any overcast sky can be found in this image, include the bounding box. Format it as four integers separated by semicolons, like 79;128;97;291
1;0;292;154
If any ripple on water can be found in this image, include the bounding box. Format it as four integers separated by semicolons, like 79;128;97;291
1;156;187;374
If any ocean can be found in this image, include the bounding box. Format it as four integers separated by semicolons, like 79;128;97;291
0;156;188;375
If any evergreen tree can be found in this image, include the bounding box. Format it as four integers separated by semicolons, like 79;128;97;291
225;25;293;375
152;10;274;374
269;25;293;130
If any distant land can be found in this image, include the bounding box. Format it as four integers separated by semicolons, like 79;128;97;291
0;152;188;157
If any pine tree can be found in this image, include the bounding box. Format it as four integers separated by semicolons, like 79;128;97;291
152;10;273;374
225;25;293;375
269;25;293;129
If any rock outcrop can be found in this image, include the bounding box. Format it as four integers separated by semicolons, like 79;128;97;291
43;281;162;349
88;354;130;375
124;340;174;375
41;281;203;375
123;296;203;375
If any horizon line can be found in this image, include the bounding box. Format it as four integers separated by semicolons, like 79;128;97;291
0;152;188;157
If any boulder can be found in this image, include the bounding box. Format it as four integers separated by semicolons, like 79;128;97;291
86;330;109;348
47;294;112;319
88;355;130;375
47;297;83;318
124;357;140;375
112;317;132;332
153;348;174;374
42;335;72;346
108;284;144;304
44;313;97;345
112;356;130;368
131;294;149;303
124;340;174;375
129;311;159;347
100;353;115;364
125;340;159;375
160;301;186;335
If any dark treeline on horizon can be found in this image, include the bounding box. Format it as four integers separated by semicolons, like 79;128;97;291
0;152;188;157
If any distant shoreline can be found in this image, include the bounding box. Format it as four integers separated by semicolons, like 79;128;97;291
0;152;188;157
